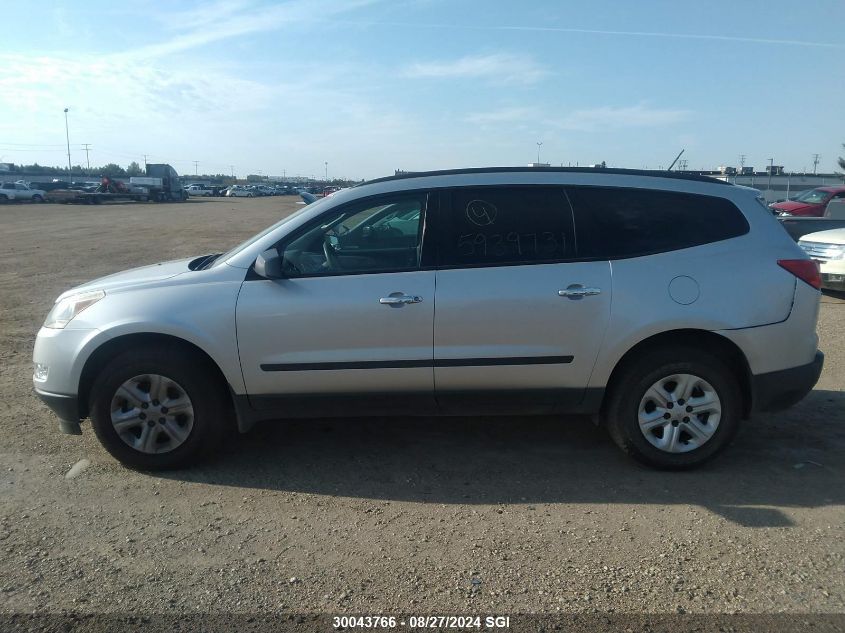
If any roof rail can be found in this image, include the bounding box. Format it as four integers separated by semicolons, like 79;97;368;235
357;166;731;187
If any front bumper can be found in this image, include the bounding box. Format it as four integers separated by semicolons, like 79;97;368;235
34;388;82;434
751;351;824;413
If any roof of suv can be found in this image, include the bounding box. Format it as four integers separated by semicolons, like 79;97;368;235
358;167;731;187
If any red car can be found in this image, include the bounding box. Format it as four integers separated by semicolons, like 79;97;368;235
770;186;845;217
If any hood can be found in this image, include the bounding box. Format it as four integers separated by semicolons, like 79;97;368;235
58;257;194;300
800;228;845;245
772;200;819;213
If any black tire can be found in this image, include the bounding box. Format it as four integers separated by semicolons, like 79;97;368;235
89;345;229;470
603;346;742;469
32;194;44;203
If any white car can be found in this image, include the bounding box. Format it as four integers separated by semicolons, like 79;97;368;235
799;228;845;292
226;186;254;198
184;184;214;197
0;182;47;202
33;167;823;471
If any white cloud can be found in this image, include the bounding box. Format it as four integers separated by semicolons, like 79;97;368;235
123;0;379;61
554;104;691;131
465;107;539;125
464;103;690;132
404;53;547;84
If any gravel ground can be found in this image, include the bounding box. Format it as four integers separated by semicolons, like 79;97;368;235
0;198;843;625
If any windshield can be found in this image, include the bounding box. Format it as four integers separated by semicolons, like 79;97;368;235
793;188;830;204
211;198;332;267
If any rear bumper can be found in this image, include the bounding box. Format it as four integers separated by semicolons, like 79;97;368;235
751;351;824;413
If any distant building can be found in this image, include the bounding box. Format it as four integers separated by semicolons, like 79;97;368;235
527;162;550;168
0;163;11;172
709;169;843;203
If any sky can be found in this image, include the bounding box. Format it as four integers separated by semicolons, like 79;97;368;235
0;0;843;180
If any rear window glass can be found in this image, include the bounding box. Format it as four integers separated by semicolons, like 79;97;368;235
568;187;749;259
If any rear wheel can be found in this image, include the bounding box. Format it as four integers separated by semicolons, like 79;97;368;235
32;194;44;203
89;345;228;470
603;347;742;469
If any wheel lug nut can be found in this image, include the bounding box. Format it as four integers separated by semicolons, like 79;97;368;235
141;403;148;409
152;399;160;406
683;417;690;423
160;407;168;413
671;420;679;427
663;412;671;420
686;406;693;412
139;413;146;420
678;399;685;405
158;418;165;424
666;403;673;409
147;420;155;427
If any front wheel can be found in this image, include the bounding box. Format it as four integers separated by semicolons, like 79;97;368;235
603;347;742;469
32;194;44;203
89;345;229;470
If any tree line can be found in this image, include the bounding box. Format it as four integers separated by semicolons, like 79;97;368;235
2;162;230;180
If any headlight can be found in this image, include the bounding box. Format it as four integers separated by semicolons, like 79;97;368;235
830;246;845;261
44;290;105;329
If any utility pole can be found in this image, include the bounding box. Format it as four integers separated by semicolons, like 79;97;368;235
230;165;234;179
536;141;543;164
325;161;328;181
812;153;820;175
63;108;72;177
81;144;91;172
143;154;149;169
193;161;199;176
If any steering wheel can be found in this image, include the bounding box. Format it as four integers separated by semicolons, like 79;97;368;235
322;236;340;270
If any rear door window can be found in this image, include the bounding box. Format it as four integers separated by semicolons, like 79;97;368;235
567;187;749;259
439;186;574;267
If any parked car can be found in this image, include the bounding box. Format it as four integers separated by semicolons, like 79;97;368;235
779;199;845;241
769;186;845;217
184;184;214;197
33;167;823;470
0;181;47;202
798;227;845;292
226;185;254;197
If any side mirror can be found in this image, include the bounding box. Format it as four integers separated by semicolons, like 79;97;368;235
254;247;283;279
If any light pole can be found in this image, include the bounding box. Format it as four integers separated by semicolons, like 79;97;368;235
324;161;328;182
536;141;543;164
63;108;72;178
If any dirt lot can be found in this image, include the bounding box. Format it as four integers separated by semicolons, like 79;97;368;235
0;198;843;624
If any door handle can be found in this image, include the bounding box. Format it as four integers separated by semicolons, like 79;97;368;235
558;285;602;299
379;294;423;305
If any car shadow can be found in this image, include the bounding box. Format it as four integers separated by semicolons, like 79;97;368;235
159;389;844;528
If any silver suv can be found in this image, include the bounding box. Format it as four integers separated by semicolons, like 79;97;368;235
33;168;824;470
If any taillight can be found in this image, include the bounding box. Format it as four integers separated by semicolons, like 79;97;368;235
778;259;821;289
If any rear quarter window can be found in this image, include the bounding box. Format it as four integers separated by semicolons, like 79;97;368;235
568;187;749;259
